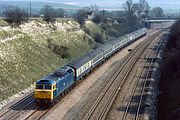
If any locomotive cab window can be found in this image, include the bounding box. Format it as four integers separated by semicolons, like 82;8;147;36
44;85;52;90
36;84;52;90
36;84;43;89
53;85;56;90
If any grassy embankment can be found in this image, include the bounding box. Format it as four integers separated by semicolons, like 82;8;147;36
0;19;104;101
158;20;180;120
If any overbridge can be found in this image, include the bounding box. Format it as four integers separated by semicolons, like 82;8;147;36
145;18;177;29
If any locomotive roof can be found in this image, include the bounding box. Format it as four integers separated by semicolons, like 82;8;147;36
36;79;56;85
36;66;72;84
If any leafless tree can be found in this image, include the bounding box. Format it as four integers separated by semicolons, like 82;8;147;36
150;7;164;17
3;6;29;25
74;9;88;25
40;5;56;23
139;0;150;18
123;0;139;28
90;4;99;14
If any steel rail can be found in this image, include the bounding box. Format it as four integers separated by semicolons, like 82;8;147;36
84;30;162;120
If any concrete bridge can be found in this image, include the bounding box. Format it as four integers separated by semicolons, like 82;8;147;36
145;18;177;29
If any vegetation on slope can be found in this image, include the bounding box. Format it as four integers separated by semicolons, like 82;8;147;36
0;19;97;101
158;20;180;120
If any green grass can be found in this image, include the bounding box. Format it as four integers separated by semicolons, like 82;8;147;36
0;19;8;27
85;21;102;38
0;35;69;101
0;20;96;102
48;30;93;60
56;18;75;23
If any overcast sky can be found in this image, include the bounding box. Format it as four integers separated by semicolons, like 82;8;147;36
0;0;180;9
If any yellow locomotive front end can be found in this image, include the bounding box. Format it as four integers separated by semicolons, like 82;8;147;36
34;84;53;100
34;80;56;106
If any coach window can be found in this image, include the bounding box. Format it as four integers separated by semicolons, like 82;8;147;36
77;69;79;75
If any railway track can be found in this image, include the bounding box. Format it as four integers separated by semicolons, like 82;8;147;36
24;107;50;120
0;30;165;120
135;33;168;120
0;92;34;120
121;32;168;120
0;95;49;120
83;30;163;120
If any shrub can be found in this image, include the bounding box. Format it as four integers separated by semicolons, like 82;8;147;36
108;29;119;37
94;33;103;44
47;38;70;58
83;27;91;35
92;14;102;24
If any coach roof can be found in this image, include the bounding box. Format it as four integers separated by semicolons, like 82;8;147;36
67;53;91;69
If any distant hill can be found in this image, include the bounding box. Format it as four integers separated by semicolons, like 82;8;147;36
0;1;81;16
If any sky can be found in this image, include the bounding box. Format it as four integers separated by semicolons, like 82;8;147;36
0;0;180;10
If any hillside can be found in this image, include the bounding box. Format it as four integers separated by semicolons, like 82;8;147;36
158;20;180;120
0;19;101;101
0;1;80;16
0;1;80;10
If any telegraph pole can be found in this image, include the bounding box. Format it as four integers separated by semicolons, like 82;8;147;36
103;9;105;21
29;2;31;17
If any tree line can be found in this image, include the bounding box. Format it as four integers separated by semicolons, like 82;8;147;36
2;0;165;26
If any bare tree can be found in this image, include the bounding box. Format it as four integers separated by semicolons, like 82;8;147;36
123;0;150;29
92;14;102;24
139;0;150;18
74;9;88;25
90;4;99;14
3;6;29;25
40;5;56;23
55;8;66;18
123;0;134;17
150;7;164;17
123;0;139;28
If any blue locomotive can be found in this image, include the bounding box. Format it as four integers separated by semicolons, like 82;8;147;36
34;28;147;105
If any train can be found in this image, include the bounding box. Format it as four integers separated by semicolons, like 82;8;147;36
34;28;147;106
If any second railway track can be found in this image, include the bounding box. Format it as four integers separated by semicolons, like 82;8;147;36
84;30;164;120
121;31;168;120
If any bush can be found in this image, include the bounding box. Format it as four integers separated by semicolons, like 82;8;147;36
94;33;103;44
108;29;119;37
83;27;91;35
92;14;102;24
47;38;70;58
